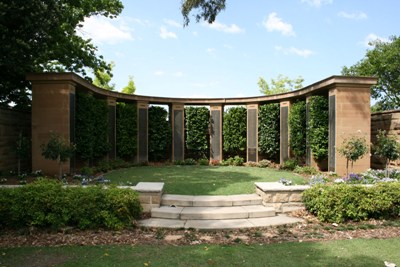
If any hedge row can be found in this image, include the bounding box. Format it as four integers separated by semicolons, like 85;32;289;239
0;179;142;230
185;106;209;159
303;183;400;223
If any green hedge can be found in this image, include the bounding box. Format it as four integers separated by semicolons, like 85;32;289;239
185;107;209;159
0;179;142;230
148;106;171;161
289;100;306;161
116;102;137;160
258;103;280;161
303;183;400;223
223;106;247;158
76;92;110;164
308;96;329;161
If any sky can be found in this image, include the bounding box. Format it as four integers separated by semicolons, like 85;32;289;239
78;0;400;99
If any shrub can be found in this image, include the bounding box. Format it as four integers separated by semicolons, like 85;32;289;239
223;107;247;158
185;107;210;159
280;159;298;171
307;96;329;161
258;159;273;168
75;92;110;165
289;100;307;161
294;165;318;175
0;179;142;230
374;130;400;175
116;103;137;160
258;103;280;161
184;158;197;165
148;106;171;161
303;183;400;223
221;156;244;166
198;158;209;166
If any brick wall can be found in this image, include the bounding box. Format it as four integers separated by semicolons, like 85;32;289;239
0;108;31;173
371;110;400;169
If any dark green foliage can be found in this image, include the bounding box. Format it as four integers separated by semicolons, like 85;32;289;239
307;96;329;161
374;130;400;172
280;159;298;171
185;107;209;159
303;183;400;223
75;93;110;164
116;103;137;160
0;179;142;230
221;156;245;166
0;0;123;109
258;103;280;161
289;100;307;161
223;106;247;157
181;0;226;26
148;106;171;161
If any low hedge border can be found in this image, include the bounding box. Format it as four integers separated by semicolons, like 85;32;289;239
303;183;400;223
0;179;142;230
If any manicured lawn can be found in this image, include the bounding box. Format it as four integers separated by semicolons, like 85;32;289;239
105;165;305;195
2;238;399;267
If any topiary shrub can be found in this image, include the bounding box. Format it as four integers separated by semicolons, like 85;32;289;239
280;159;298;171
303;183;400;223
258;103;280;161
307;95;329;162
116;102;137;161
148;106;171;162
289;100;306;162
223;106;247;158
185;107;210;159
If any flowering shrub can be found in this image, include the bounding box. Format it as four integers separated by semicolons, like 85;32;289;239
308;174;328;185
279;178;292;186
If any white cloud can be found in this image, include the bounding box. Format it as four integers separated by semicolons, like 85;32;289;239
301;0;332;7
364;33;389;47
338;11;367;20
154;70;165;76
160;26;177;39
275;46;314;57
263;13;295;36
205;21;244;33
164;19;182;28
79;16;134;44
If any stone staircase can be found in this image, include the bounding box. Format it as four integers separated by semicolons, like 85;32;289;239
139;193;303;229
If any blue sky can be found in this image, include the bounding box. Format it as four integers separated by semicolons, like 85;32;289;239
79;0;400;98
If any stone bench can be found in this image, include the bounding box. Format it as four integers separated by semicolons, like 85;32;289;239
255;182;310;213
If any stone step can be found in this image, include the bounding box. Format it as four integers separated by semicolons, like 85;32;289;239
139;214;304;230
161;194;263;207
151;205;275;220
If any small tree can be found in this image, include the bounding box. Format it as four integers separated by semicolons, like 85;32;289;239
338;135;368;178
374;130;400;176
41;132;75;179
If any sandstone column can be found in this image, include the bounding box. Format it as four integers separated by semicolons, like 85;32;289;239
247;104;259;162
210;104;223;163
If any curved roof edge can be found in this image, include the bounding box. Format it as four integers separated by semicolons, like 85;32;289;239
27;72;377;105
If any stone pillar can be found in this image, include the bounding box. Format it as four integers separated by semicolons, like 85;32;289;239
210;104;223;162
31;81;76;175
247;104;259;162
329;86;371;175
280;101;291;164
171;104;185;162
107;97;117;160
137;102;148;163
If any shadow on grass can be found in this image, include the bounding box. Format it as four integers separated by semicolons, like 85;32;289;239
105;165;305;195
2;238;399;267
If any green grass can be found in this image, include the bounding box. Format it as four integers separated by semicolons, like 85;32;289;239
2;238;399;267
105;165;305;195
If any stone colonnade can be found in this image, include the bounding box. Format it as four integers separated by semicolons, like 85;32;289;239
27;73;376;176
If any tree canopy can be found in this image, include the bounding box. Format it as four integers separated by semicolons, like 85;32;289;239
181;0;226;26
0;0;123;109
258;75;304;95
122;76;137;94
342;36;400;111
93;62;116;91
